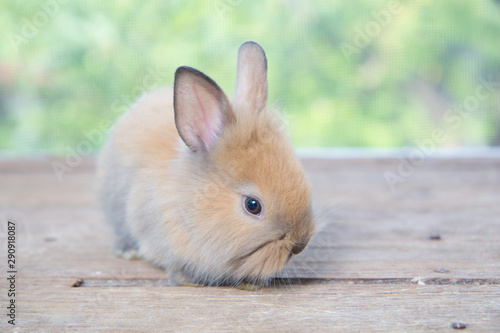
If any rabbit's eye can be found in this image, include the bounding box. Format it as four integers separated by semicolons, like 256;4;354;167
244;197;262;215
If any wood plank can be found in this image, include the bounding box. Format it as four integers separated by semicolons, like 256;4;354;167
12;278;500;332
292;158;500;280
0;157;499;331
1;158;498;280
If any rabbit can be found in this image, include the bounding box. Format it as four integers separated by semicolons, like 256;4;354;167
95;41;315;288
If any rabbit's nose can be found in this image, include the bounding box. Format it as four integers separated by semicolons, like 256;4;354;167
291;239;309;255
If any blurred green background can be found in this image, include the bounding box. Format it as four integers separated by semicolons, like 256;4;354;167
1;0;499;156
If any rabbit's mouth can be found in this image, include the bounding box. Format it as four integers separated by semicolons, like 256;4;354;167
232;238;276;264
232;232;287;263
227;233;292;280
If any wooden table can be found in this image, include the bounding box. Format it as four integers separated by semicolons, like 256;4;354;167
0;156;498;331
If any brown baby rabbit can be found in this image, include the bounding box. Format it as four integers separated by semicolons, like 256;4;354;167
96;41;315;288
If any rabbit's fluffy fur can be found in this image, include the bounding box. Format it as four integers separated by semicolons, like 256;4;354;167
96;42;315;287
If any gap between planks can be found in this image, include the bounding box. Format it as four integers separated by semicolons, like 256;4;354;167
71;277;500;288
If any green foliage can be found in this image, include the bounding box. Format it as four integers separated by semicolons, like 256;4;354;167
1;0;499;155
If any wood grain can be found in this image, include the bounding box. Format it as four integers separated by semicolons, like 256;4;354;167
0;157;499;331
11;277;500;332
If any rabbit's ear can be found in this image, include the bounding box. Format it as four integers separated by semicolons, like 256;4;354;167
234;41;268;113
174;66;234;152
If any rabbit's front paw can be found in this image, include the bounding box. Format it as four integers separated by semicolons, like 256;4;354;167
113;249;139;260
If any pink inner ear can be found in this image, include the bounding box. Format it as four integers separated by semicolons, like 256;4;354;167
191;82;220;150
175;66;229;152
177;79;223;152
